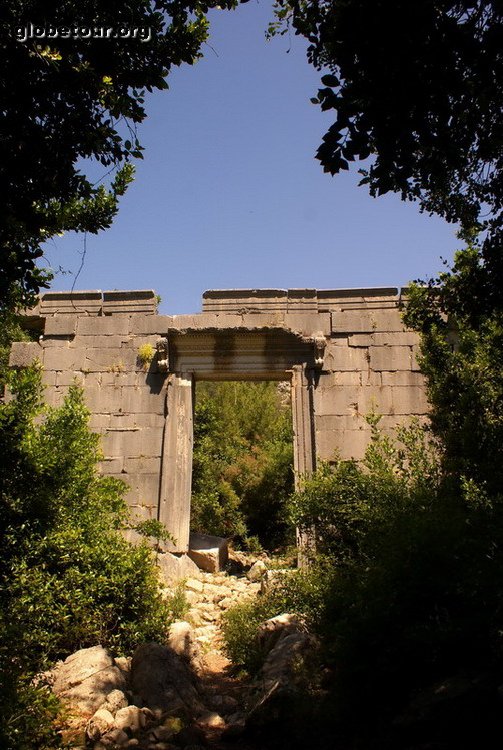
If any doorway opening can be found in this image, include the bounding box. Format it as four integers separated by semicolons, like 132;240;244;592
190;380;295;554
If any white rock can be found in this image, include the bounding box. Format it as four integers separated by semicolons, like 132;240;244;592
103;689;128;715
185;578;204;593
114;705;145;733
87;708;115;740
51;645;126;717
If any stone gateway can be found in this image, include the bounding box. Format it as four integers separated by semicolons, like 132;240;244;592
9;287;428;552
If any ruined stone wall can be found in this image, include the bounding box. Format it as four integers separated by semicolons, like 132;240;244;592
9;287;429;540
10;290;166;524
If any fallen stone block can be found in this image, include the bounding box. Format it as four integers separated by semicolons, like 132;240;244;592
188;532;228;573
157;551;200;584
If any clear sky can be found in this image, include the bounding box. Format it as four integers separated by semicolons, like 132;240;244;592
43;0;460;315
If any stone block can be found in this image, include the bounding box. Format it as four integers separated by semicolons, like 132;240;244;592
202;288;288;313
55;370;85;386
43;346;84;371
77;316;131;336
188;533;228;573
324;344;370;372
348;331;419;347
73;334;133;349
98;371;139;387
102;290;157;315
332;309;405;334
412;345;422;371
129;413;165;428
131;315;173;335
39;337;70;348
100;457;124;474
101;428;141;458
83;347;137;372
315;385;361;416
124;456;161;474
369;346;412;371
360;369;383;386
131;473;160;507
43;387;68;408
388;386;430;415
41;370;57;387
315;414;368;432
44;316;77;336
89;413;111;430
157;552;200;584
9;341;43;368
286;288;317;312
316;428;370;461
120;385;166;415
84;385;123;413
40;290;102;316
284;313;331;336
381;371;425;387
318;287;399;311
318;371;362;387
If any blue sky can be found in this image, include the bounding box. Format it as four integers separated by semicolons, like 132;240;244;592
44;0;460;315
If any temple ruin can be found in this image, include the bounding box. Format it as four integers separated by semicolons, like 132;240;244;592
9;287;428;552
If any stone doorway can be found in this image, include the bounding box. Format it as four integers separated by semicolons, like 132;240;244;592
158;328;320;552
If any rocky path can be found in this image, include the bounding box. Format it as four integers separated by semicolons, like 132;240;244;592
50;560;272;750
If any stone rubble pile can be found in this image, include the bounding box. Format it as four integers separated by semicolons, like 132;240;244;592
48;559;263;749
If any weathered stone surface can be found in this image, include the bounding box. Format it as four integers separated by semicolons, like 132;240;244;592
113;706;146;734
44;315;78;336
77;316;131;336
103;290;157;315
332;308;405;333
9;286;430;531
51;646;127;718
167;622;204;674
157;552;200;584
9;341;43;368
369;345;413;371
87;708;115;740
188;533;228;573
130;642;205;715
40;290;102;316
44;346;84;371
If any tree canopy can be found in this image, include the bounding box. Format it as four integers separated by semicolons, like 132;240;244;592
0;1;237;308
272;1;503;252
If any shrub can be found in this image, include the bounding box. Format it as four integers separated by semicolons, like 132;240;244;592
191;381;294;548
0;366;179;749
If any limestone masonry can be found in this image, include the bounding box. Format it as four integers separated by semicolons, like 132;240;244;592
9;287;428;552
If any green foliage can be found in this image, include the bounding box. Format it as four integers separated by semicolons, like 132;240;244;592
0;366;179;749
0;311;35;392
134;518;176;548
271;1;503;249
0;0;238;307
284;418;503;733
404;242;503;497
191;382;294;549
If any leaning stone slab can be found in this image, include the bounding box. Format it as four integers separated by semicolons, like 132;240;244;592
188;532;229;573
157;551;200;583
